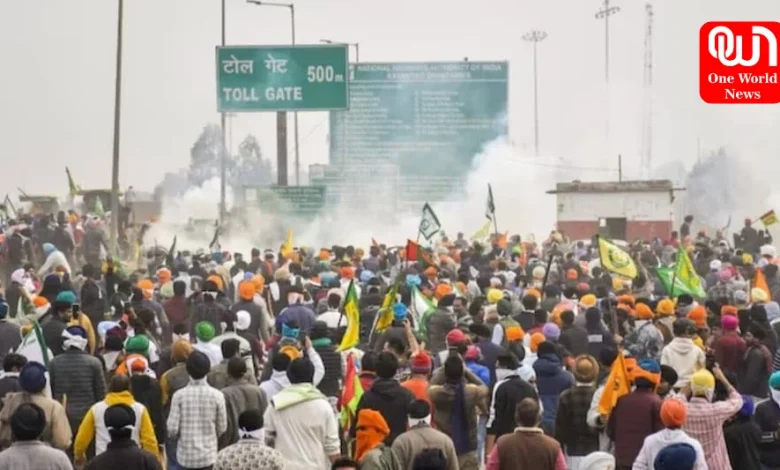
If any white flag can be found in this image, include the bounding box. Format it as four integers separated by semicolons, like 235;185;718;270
486;184;495;220
419;203;442;241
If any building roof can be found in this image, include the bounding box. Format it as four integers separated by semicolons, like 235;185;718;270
547;179;683;194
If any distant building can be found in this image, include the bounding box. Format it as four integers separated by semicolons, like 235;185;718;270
547;179;684;242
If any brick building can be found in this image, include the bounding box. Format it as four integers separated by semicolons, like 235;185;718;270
547;180;684;242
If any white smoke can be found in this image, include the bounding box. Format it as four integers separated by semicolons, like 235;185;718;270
145;139;567;254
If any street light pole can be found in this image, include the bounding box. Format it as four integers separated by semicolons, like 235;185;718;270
246;0;298;186
219;0;227;225
522;30;547;157
109;0;124;255
595;0;620;83
320;39;360;62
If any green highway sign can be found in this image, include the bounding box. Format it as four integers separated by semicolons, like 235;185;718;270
328;62;508;210
216;45;349;112
244;186;326;216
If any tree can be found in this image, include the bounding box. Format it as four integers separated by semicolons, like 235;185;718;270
232;134;272;186
189;124;227;187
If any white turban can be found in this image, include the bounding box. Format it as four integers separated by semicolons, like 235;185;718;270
235;310;251;331
579;451;615;470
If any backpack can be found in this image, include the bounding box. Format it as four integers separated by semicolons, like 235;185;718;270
412;448;448;470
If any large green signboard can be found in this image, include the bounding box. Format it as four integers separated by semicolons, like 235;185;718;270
216;45;349;112
244;186;326;216
326;61;508;211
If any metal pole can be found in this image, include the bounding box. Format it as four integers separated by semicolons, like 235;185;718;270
605;0;610;82
219;0;227;224
291;4;300;185
354;43;360;62
109;0;124;255
532;41;539;157
522;30;547;158
595;0;620;84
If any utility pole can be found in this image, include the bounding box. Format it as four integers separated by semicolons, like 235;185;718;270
109;0;124;255
219;0;227;224
595;0;620;83
522;30;547;157
641;3;654;178
246;1;296;186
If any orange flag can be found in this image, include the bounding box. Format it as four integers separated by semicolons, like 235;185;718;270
753;268;771;302
598;350;630;416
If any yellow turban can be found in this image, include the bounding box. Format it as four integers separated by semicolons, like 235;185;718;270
486;288;504;304
691;369;715;397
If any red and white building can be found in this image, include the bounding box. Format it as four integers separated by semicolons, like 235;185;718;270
547;180;683;242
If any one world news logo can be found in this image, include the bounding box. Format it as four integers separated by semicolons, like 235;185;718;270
700;22;780;103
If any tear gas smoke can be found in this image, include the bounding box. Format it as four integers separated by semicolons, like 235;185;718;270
145;139;562;254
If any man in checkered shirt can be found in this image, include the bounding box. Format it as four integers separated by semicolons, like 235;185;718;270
672;366;743;470
167;350;227;470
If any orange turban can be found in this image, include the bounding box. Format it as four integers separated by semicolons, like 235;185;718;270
635;303;654;320
238;281;256;301
687;305;707;329
434;283;453;300
206;274;224;291
506;326;525;342
530;333;546;353
318;249;330;261
137;279;155;299
617;295;635;308
660;399;687;428
33;296;49;308
156;268;172;285
340;266;355;280
721;305;738;317
354;409;390;462
424;267;438;279
525;288;541;300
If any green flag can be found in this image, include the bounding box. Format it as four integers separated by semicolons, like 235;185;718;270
94;197;105;217
656;266;706;298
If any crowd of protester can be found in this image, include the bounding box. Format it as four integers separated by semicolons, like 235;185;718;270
1;213;780;469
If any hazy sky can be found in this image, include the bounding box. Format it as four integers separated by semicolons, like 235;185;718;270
2;0;780;199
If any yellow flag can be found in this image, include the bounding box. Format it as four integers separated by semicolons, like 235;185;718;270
597;236;638;279
471;219;491;242
337;281;360;352
374;281;400;333
280;229;293;259
598;351;630;416
761;210;779;227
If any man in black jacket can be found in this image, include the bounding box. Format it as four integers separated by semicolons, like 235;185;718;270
352;351;414;445
80;264;106;329
309;321;342;399
559;310;589;357
756;372;780;470
486;352;538;454
84;404;161;470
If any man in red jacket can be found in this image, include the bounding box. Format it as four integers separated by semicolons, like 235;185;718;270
607;359;664;470
712;314;746;378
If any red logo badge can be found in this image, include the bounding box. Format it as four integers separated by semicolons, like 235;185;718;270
699;22;780;104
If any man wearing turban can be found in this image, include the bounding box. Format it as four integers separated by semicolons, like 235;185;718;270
632;399;707;469
673;367;743;470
